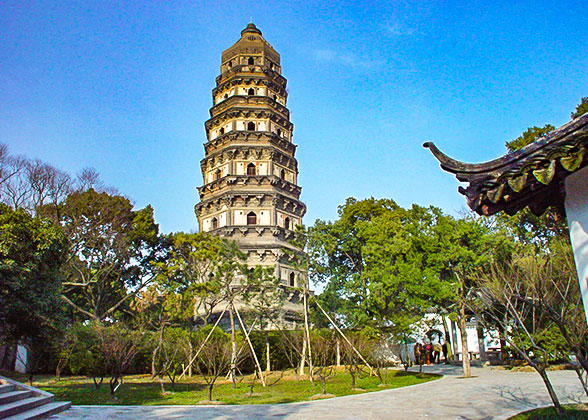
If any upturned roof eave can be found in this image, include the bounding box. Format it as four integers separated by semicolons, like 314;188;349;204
424;113;588;216
424;113;588;177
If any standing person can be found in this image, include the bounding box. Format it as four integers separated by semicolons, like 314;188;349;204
414;343;423;373
442;339;449;363
424;342;433;364
433;342;441;364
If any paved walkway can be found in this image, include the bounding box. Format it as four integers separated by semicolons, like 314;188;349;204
50;365;587;420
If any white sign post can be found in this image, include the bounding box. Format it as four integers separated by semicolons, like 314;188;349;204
564;165;588;322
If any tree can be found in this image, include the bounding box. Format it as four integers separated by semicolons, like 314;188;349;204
505;124;555;152
242;265;286;373
342;331;373;390
38;189;160;322
130;282;182;378
152;327;190;392
0;204;67;348
151;232;264;386
194;326;233;402
305;197;405;328
310;330;337;395
474;249;567;415
571;97;588;119
305;199;453;353
59;323;107;389
426;214;504;378
359;205;453;345
153;232;247;324
0;144;75;214
94;323;141;396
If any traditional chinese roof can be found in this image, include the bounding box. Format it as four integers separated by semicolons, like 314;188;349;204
424;113;588;216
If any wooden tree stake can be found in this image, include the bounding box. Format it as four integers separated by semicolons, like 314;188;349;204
315;299;375;375
233;303;266;387
179;305;227;379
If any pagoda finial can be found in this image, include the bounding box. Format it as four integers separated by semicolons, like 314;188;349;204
241;22;262;36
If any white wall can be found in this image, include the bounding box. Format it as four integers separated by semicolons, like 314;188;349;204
565;165;588;322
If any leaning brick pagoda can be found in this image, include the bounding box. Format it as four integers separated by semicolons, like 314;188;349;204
194;23;307;320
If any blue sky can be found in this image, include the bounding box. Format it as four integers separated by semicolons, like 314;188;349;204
1;0;586;233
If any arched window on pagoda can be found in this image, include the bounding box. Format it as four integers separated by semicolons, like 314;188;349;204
284;216;290;230
211;217;218;229
280;169;286;180
277;129;282;137
213;169;221;181
289;272;295;287
247;211;257;225
224;93;228;100
247;121;256;131
248;57;255;65
219;127;224;135
228;61;233;68
247;163;257;176
248;88;255;96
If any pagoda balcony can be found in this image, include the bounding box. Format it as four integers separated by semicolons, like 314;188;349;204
216;65;287;88
203;132;297;155
197;174;302;199
209;95;289;119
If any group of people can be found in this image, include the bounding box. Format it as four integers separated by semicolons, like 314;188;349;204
414;340;450;365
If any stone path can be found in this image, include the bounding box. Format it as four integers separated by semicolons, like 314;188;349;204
49;365;587;419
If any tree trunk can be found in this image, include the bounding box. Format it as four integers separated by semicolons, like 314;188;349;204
321;377;326;394
299;336;307;376
152;322;164;379
229;307;237;388
109;375;120;396
458;304;471;378
336;340;341;366
537;368;564;415
92;377;103;390
476;318;487;362
208;383;213;401
573;364;588;397
350;369;356;389
158;375;165;394
151;346;158;378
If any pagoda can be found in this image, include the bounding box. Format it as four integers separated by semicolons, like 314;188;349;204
194;23;307;322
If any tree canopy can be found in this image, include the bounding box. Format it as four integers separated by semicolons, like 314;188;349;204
0;204;67;344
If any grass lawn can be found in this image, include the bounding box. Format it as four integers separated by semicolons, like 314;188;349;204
5;368;439;405
507;404;588;419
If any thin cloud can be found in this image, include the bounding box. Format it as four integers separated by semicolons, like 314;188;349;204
383;22;418;37
313;48;382;70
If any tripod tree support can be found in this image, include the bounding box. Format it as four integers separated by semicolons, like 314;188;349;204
314;299;375;375
303;287;314;382
233;303;266;387
179;305;227;380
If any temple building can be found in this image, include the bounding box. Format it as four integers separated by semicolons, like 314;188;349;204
194;23;307;322
425;112;588;321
